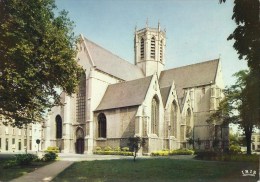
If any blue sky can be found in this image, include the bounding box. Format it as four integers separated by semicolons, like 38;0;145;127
55;0;247;86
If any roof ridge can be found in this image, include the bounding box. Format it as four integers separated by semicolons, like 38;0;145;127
84;37;142;70
163;59;219;72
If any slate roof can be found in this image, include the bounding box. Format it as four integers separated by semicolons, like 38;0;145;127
159;59;219;98
95;76;153;111
160;86;171;107
84;37;144;81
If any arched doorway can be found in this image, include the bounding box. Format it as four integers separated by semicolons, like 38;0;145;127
75;128;84;154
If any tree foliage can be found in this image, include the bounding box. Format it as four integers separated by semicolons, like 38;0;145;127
219;0;260;155
128;136;145;162
207;70;257;154
0;0;83;127
219;0;260;122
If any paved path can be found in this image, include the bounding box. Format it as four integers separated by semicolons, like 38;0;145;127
10;160;74;182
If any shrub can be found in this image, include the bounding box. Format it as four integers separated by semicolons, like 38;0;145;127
44;146;60;153
95;146;102;151
229;145;242;154
104;146;112;151
151;149;194;156
114;147;121;151
194;150;218;160
170;149;194;155
43;152;58;162
3;160;17;168
151;151;169;156
121;147;129;152
15;154;38;165
94;150;133;156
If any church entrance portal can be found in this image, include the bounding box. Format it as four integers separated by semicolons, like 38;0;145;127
76;138;84;154
75;128;84;154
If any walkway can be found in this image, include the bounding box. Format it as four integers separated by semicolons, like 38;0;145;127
10;160;74;182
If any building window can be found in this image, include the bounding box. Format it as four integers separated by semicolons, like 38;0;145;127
76;73;86;123
18;140;21;150
98;113;107;138
18;129;21;136
186;108;192;138
202;87;205;94
6;138;8;151
160;40;163;61
0;138;1;149
5;127;8;134
24;139;27;150
150;37;155;59
151;96;159;135
12;138;15;150
170;101;178;137
12;128;15;135
140;37;144;59
55;115;62;139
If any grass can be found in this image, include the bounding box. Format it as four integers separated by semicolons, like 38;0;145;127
0;155;53;181
53;158;259;182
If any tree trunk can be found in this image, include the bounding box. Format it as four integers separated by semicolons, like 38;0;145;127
244;125;252;155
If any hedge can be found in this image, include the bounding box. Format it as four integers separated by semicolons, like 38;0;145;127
94;151;133;156
94;146;132;156
151;149;194;156
44;146;60;153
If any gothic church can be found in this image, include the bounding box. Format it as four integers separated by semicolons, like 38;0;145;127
44;25;228;154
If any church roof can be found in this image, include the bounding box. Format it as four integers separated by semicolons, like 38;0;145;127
160;86;171;107
83;37;144;81
159;59;219;98
95;76;153;111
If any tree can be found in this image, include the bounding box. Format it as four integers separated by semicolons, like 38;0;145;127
207;70;257;154
219;0;260;126
128;136;145;162
0;0;83;127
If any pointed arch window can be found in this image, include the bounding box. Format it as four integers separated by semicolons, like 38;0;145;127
98;113;107;138
140;37;144;59
55;115;62;139
150;37;155;59
186;108;192;138
151;96;159;135
76;72;86;123
170;101;178;137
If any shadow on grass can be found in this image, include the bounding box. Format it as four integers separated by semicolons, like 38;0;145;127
0;155;53;181
53;158;258;182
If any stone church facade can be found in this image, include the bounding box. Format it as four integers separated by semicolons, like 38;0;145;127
44;25;228;154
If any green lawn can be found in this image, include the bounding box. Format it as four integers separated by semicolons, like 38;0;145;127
53;158;259;182
0;156;52;181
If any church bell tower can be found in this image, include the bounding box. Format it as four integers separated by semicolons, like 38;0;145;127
134;22;166;77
